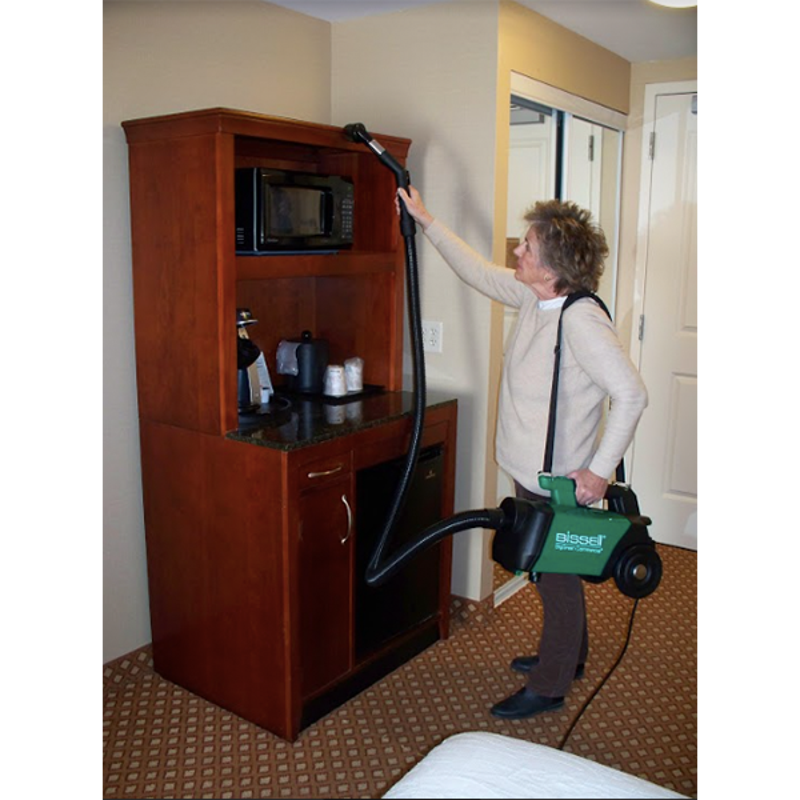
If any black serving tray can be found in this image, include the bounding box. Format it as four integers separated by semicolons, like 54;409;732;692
275;384;385;405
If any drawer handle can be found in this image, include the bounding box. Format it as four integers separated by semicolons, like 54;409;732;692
308;464;344;479
340;494;353;544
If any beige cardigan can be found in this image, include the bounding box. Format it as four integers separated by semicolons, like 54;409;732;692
424;219;648;494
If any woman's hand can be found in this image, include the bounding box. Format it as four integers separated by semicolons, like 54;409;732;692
396;186;434;230
566;468;608;506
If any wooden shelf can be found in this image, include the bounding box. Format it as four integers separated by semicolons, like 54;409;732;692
236;251;399;280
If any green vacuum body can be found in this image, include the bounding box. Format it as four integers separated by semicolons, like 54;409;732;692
491;475;662;598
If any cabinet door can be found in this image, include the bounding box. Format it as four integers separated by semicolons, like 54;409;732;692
297;475;354;697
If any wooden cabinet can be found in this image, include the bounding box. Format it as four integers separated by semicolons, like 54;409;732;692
123;108;456;741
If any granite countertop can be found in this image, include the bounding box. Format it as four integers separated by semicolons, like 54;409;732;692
227;389;457;451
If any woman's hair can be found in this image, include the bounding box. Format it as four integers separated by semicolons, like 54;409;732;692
523;200;608;293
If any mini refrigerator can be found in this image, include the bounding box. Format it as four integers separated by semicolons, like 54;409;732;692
355;445;444;658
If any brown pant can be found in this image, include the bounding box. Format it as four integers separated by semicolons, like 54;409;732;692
515;481;588;698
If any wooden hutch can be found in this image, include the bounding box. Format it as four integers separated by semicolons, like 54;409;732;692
121;108;457;741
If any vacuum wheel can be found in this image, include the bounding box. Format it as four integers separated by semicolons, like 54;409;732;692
613;544;662;599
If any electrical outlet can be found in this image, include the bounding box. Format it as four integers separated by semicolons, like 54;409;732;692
422;320;443;353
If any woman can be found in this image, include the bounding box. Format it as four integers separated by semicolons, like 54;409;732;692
397;186;648;719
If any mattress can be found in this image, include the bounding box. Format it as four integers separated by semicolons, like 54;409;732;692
383;732;688;799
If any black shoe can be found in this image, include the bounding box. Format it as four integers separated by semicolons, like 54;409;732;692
510;655;585;679
490;687;564;719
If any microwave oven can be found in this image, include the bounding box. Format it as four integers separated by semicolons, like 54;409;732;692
235;168;354;253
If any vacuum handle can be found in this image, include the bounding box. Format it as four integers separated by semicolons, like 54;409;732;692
396;171;416;237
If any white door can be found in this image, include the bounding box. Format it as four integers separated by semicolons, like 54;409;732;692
629;84;698;550
565;119;622;312
506;106;556;238
564;117;602;220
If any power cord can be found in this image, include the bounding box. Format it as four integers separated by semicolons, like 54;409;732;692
557;597;640;751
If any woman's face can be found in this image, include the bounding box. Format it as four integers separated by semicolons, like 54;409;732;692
513;227;560;300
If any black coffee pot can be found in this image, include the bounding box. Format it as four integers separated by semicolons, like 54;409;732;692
281;330;329;394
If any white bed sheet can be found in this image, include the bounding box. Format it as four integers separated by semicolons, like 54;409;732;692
383;732;688;799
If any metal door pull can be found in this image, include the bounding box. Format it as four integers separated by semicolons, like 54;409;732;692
308;464;344;479
340;494;353;544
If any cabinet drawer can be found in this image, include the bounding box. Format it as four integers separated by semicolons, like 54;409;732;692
297;451;353;492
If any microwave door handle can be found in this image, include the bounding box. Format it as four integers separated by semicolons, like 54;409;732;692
321;189;332;236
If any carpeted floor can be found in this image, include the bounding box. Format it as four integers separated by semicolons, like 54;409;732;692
103;544;696;798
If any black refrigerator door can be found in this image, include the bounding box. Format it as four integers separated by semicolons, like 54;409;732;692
355;446;444;658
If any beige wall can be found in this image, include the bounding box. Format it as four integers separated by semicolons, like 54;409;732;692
497;0;631;115
103;1;331;662
332;1;501;600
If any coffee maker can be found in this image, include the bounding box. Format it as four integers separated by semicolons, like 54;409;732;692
237;308;271;413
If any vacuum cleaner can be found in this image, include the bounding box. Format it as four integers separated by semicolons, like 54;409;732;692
342;122;662;601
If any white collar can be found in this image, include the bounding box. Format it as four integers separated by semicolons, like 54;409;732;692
538;295;567;310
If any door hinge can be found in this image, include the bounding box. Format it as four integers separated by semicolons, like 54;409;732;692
588;134;595;162
638;314;646;341
648;132;656;160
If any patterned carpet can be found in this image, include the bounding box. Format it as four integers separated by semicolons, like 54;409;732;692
103;544;696;798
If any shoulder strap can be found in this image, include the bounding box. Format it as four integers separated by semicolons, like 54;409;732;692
542;291;626;483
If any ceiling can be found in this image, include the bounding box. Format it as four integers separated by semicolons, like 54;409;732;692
264;0;697;63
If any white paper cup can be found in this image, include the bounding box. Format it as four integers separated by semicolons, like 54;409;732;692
344;357;364;392
324;365;347;396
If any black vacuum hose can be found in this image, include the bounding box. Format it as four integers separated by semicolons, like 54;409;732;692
364;231;428;586
345;121;457;587
367;508;507;585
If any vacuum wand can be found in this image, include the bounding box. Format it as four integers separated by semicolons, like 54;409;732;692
344;123;416;237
